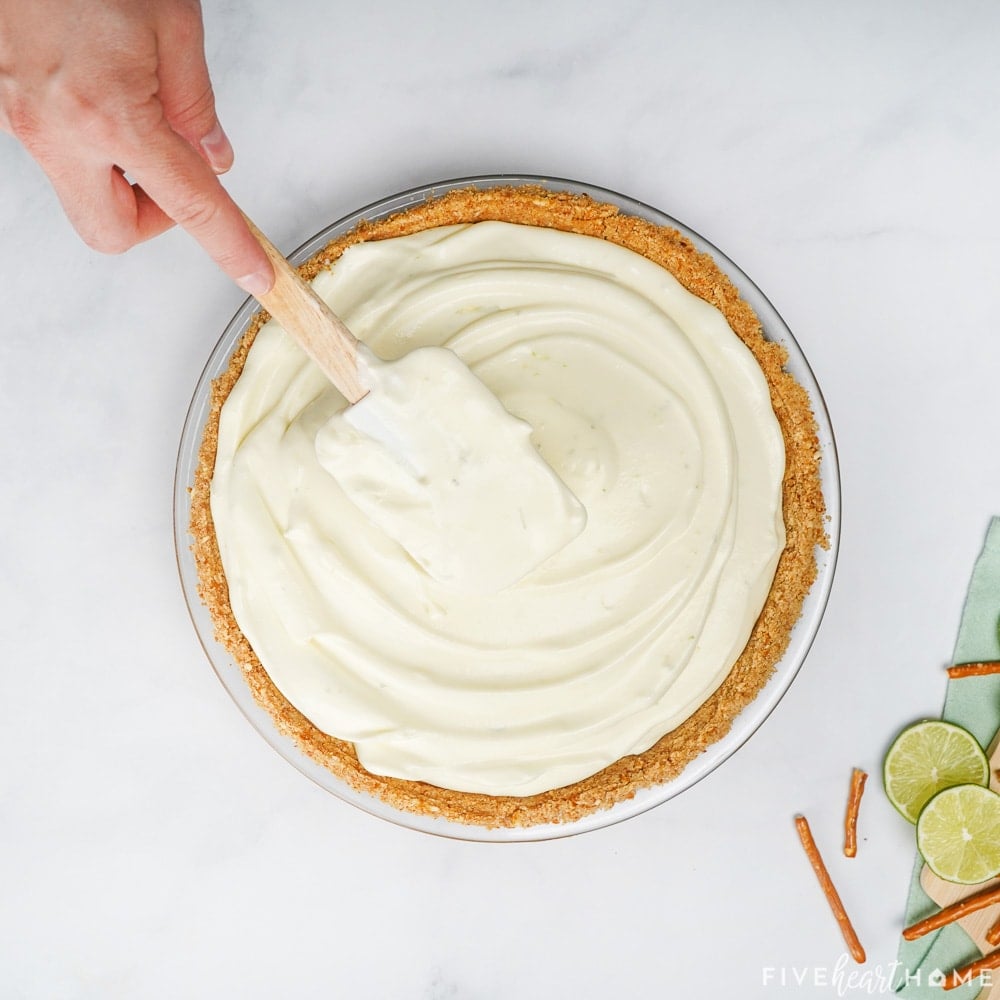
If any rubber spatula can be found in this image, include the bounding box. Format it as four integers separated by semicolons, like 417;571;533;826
242;216;587;594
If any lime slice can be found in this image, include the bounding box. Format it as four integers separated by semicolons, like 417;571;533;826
917;784;1000;884
883;720;989;824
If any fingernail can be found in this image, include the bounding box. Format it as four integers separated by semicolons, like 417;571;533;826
236;267;273;297
200;122;234;174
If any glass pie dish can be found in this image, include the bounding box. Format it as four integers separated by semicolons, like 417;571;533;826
173;174;841;842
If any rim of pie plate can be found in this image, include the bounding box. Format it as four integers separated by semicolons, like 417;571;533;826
173;174;841;843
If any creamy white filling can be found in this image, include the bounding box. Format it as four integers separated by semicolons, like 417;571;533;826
210;220;786;796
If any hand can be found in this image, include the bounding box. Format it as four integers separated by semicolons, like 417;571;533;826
0;0;273;295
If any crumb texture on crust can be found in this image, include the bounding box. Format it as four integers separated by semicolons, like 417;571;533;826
189;185;826;829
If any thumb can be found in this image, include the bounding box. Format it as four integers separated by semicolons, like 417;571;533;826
154;2;233;174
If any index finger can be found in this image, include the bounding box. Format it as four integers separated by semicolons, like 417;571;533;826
126;121;272;294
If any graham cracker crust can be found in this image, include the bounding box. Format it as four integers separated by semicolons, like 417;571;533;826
188;184;827;829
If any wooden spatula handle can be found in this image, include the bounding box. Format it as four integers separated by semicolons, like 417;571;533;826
242;215;369;404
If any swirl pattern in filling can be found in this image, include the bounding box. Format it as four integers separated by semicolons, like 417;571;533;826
210;220;786;796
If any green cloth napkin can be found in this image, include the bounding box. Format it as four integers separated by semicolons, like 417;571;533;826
895;517;1000;997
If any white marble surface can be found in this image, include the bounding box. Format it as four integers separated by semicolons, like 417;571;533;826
2;1;1000;996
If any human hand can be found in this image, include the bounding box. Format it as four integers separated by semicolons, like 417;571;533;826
0;0;273;295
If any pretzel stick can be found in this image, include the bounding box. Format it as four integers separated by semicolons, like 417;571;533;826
986;914;1000;948
795;815;866;963
843;768;868;858
947;661;1000;679
902;884;1000;941
943;947;1000;991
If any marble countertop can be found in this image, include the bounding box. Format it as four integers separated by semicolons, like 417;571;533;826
3;2;999;996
